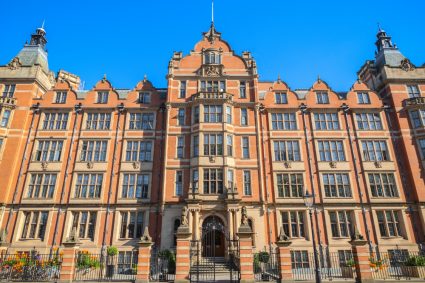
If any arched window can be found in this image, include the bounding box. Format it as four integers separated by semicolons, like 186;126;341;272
173;218;181;247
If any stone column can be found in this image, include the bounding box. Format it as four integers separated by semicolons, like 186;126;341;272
227;209;234;240
175;206;192;283
350;234;374;283
194;209;199;240
237;207;254;283
136;227;153;283
276;227;293;281
188;210;193;234
59;240;79;283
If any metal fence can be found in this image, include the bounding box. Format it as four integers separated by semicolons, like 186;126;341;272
254;249;280;282
370;250;425;280
291;250;356;281
0;252;62;281
150;247;176;282
74;251;137;281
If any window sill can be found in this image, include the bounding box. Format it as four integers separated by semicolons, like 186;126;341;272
20;238;44;242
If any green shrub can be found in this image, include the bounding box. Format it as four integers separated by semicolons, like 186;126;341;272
107;246;118;256
76;252;101;269
258;251;270;263
159;249;176;274
405;255;425;266
345;259;355;267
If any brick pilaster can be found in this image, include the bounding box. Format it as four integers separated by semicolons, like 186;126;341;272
175;225;191;283
136;240;152;283
276;240;293;281
238;225;254;283
350;239;374;283
59;242;79;283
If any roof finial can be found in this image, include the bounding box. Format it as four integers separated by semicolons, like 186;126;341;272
277;73;281;83
317;74;321;83
102;74;107;82
211;0;214;25
144;74;147;82
377;22;382;32
41;19;45;30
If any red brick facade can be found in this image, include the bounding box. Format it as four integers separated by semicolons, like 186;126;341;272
0;24;424;260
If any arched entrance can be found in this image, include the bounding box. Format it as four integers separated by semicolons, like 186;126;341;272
201;216;225;257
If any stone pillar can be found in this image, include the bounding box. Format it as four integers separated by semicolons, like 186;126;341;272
350;237;374;283
227;209;234;240
175;206;192;283
237;207;254;283
136;227;153;283
194;209;199;240
59;241;79;283
188;210;193;234
276;227;293;281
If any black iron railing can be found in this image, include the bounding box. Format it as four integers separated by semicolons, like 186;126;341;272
74;251;137;281
370;250;425;280
254;249;280;282
150;247;176;282
291;250;356;281
0;252;62;281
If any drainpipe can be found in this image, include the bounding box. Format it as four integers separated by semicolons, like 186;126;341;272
341;103;373;252
299;104;323;249
155;103;166;245
101;103;125;251
50;103;82;252
5;103;40;241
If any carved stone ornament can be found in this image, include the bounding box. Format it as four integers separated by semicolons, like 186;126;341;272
374;161;382;168
140;226;152;243
277;226;290;242
181;206;189;226
86;161;94;169
203;65;223;77
400;58;415;72
41;161;49;171
283;160;292;169
329;161;337;169
132;161;140;169
8;57;22;70
209;156;216;163
241;206;248;226
66;227;79;243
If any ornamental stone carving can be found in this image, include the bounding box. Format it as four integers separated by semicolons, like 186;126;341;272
41;161;49;171
132;161;140;169
8;57;22;70
86;161;94;169
400;58;415;72
201;64;224;77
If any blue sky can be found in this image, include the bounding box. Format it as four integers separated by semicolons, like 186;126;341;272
1;0;424;91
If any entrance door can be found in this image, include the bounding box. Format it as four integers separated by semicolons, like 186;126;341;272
202;229;225;257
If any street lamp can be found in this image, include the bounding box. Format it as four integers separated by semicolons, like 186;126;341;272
303;190;321;283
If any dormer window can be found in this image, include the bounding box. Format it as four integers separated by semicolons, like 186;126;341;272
316;92;329;104
204;51;221;64
139;92;151;104
97;91;108;104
